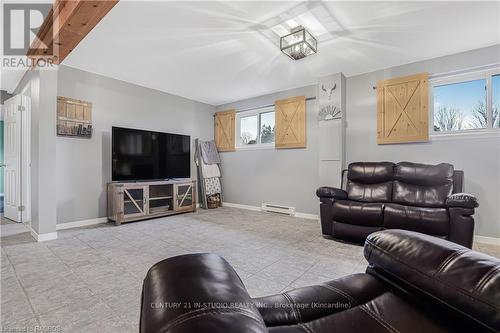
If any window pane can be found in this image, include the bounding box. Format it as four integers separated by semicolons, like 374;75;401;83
493;74;500;128
434;79;487;131
260;111;275;144
240;115;258;145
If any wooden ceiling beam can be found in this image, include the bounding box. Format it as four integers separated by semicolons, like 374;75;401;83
28;0;119;64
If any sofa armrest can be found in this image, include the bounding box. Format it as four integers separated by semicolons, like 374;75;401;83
316;186;348;200
364;230;500;332
140;253;267;333
446;193;479;209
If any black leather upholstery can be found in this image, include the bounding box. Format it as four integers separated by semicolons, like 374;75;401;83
365;230;500;332
140;231;500;333
316;187;348;200
140;253;267;333
384;203;449;236
348;162;395;184
317;161;478;248
446;193;479;208
332;201;384;227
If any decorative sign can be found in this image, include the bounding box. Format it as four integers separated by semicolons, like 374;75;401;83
57;96;92;138
317;81;342;122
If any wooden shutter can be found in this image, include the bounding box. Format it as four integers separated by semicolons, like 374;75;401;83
214;109;235;152
275;96;306;149
377;73;429;144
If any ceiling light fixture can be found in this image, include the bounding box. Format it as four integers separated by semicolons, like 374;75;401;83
280;26;317;60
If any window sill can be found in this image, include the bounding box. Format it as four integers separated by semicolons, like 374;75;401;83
430;129;500;141
235;145;275;151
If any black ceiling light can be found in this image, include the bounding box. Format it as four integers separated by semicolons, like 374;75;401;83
280;26;317;60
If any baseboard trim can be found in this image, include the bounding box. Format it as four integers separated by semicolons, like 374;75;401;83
474;235;500;246
295;212;320;220
223;202;261;211
56;217;108;230
222;202;319;220
29;226;58;242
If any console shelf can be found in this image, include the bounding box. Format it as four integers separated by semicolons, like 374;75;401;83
107;179;196;225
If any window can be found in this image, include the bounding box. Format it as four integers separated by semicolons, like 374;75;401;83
493;74;499;128
431;68;500;134
236;107;275;148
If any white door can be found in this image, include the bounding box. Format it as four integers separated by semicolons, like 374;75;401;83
4;95;23;222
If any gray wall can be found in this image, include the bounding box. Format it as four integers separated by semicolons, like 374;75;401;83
57;65;215;225
346;45;500;238
217;85;320;215
216;45;500;238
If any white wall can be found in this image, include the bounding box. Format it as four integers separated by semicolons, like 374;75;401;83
346;45;500;238
56;65;215;225
14;69;58;235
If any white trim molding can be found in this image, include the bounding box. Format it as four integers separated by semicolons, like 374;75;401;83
223;202;261;211
474;235;500;246
223;202;319;220
29;226;58;242
56;217;108;230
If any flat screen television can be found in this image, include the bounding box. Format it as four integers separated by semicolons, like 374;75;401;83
112;126;190;181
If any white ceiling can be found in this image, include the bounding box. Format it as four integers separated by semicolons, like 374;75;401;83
8;1;500;104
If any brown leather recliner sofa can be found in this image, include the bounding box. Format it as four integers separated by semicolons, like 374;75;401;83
140;230;500;332
316;161;478;248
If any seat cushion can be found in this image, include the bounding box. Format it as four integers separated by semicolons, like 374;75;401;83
332;200;384;227
384;203;449;236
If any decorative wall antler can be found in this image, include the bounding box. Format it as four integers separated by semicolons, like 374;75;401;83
321;83;337;100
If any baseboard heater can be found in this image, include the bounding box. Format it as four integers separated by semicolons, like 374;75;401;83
261;203;296;216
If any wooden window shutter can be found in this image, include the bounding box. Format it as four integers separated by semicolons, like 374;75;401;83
275;96;306;149
214;109;235;152
377;73;429;144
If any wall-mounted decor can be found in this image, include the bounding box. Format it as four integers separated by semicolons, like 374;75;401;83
376;73;429;144
275;96;306;148
214;109;235;152
317;104;342;121
317;73;346;188
57;96;92;138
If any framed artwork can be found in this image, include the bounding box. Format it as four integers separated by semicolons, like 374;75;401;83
57;96;92;138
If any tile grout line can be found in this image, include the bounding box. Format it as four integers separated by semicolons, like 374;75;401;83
3;249;42;326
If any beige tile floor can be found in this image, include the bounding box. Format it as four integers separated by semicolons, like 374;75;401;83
1;207;499;332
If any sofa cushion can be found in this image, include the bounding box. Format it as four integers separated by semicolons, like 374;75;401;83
346;162;394;202
364;230;500;332
332;200;384;227
392;181;452;207
254;274;388;327
394;162;454;186
392;162;454;207
347;181;393;202
348;162;395;184
384;203;449;236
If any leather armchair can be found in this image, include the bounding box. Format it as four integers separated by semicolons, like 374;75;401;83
140;230;500;332
317;162;478;248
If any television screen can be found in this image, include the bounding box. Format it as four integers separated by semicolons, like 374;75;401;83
112;127;190;181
